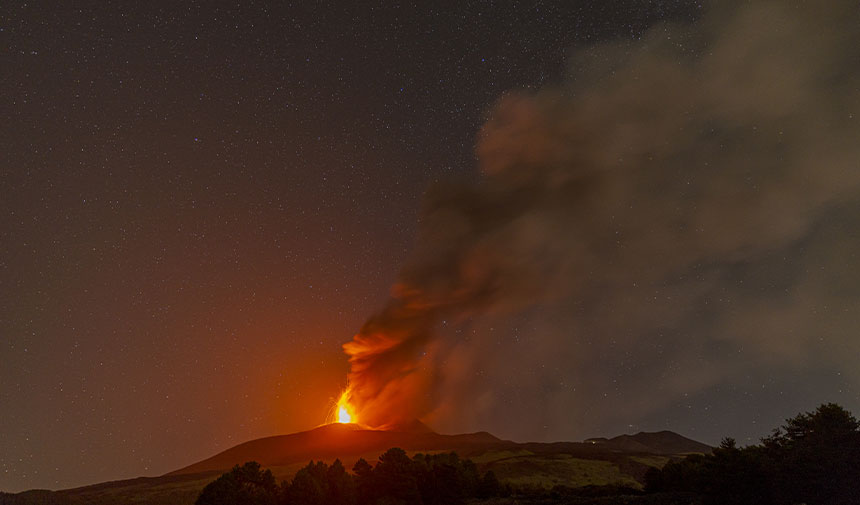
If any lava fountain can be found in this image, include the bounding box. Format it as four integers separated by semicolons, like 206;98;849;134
327;388;359;425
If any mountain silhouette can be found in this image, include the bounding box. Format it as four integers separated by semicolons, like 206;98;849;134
168;421;501;476
584;430;712;454
1;424;711;505
171;423;711;476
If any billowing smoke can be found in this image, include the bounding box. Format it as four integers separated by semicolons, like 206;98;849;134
343;0;860;432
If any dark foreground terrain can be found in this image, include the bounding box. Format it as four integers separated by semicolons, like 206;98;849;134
5;403;857;505
0;423;708;505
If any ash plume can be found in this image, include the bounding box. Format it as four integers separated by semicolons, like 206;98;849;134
343;0;860;431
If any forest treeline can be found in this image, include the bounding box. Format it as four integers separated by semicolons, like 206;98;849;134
195;403;860;505
646;402;860;505
195;448;501;505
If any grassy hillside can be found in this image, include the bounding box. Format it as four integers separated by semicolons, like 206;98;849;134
482;453;641;489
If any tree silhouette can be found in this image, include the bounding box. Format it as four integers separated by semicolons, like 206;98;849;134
477;469;501;498
352;458;374;505
413;452;470;505
197;450;502;505
763;403;860;505
647;403;860;505
195;462;278;505
284;461;327;505
372;448;420;504
325;459;356;505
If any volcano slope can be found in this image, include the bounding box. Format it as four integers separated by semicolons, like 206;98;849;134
0;423;710;505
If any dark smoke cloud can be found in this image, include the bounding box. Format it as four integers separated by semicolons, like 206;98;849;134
345;0;860;436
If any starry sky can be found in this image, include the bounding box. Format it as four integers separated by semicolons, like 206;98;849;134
3;0;859;493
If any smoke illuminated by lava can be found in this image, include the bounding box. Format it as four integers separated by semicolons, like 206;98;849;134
337;0;860;432
340;297;441;428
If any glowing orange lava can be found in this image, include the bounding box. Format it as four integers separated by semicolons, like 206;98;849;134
337;405;351;423
332;389;357;425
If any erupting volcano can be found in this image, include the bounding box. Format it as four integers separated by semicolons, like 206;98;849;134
333;389;357;425
322;0;860;444
338;296;442;429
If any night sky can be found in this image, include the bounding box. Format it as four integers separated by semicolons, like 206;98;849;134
3;0;859;493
